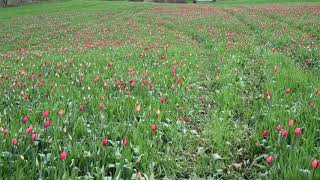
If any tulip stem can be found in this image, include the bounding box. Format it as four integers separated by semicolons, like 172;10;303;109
312;170;315;180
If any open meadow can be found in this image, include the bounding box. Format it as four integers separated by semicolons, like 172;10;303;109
0;0;320;179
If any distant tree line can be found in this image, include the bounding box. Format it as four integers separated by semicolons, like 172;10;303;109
1;0;32;7
1;0;68;7
1;0;8;7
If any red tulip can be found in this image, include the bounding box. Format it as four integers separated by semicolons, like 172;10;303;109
265;90;271;99
144;45;152;51
177;78;183;85
226;41;232;48
129;79;135;87
265;155;273;164
79;105;84;111
120;81;125;90
23;95;29;101
102;137;108;146
288;119;295;127
122;139;129;146
17;48;28;54
180;117;185;123
276;124;283;132
58;109;64;117
281;130;288;138
226;32;232;39
18;69;25;75
26;126;33;134
151;123;158;132
32;133;38;140
307;44;314;49
294;128;302;136
22;115;29;123
42;111;49;118
115;79;120;85
44;120;51;128
148;80;153;90
2;128;9;135
185;117;191;122
160;96;166;104
60;151;67;161
272;48;277;53
99;103;105;110
172;67;176;77
312;159;319;169
12;138;18;145
141;79;147;88
262;130;269;137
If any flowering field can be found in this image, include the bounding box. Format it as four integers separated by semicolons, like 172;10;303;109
0;1;320;179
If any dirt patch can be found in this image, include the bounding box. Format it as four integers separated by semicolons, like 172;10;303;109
252;4;320;14
152;5;223;17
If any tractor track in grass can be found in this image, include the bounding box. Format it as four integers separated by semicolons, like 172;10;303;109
214;7;273;178
142;7;222;178
144;5;264;178
152;6;272;178
149;5;272;178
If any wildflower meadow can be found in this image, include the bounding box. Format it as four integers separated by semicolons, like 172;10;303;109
0;0;320;179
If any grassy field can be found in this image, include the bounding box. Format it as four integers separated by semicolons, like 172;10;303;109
0;0;320;179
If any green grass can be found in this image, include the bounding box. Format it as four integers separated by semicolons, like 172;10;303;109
216;0;320;4
0;0;320;179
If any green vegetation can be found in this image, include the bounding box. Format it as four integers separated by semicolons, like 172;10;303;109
0;0;320;179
